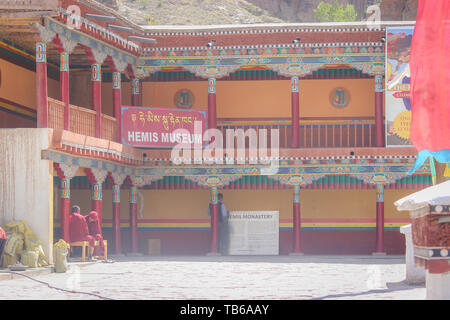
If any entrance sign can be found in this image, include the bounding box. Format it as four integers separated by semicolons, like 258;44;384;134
121;106;207;148
227;211;279;255
385;26;414;147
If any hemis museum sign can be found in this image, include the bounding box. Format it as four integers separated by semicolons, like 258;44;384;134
121;106;207;148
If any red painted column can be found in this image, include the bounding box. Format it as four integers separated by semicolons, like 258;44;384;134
291;185;303;255
208;78;217;129
374;75;385;147
60;52;70;130
129;186;138;253
91;63;102;138
112;72;122;143
132;79;141;106
374;184;386;254
112;184;122;255
60;179;71;243
291;76;300;148
92;182;103;224
36;42;48;128
208;186;219;255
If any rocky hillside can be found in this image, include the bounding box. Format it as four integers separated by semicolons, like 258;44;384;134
97;0;417;25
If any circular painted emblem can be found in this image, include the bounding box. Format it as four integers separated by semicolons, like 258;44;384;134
174;89;194;109
329;87;351;108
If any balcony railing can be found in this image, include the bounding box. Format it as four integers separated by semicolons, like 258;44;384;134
49;98;375;148
217;118;376;148
48;97;117;142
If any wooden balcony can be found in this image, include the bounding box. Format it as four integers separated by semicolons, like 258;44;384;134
217;118;376;149
48;97;116;142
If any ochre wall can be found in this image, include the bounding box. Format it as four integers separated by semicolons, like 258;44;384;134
142;81;208;112
0;58;59;110
140;78;375;119
67;187;413;223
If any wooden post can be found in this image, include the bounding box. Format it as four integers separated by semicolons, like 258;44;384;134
208;186;219;255
208;78;217;129
129;186;138;253
91;63;102;138
36;42;48;128
132;79;141;106
290;185;303;255
112;184;122;255
373;184;386;255
374;75;385;147
291;76;300;148
60;52;70;130
112;72;122;143
60;178;71;243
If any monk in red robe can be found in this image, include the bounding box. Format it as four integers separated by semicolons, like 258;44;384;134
86;211;104;257
69;205;95;259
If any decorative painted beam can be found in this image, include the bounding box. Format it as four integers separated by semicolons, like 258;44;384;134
46;17;138;71
137;51;384;79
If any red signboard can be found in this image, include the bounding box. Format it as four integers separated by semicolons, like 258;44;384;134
121;106;207;148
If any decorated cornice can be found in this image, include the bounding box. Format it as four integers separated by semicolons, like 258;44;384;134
42;150;430;188
142;42;383;54
137;49;384;79
46;17;138;69
143;27;384;37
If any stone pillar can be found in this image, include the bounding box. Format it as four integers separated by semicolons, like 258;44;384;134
374;75;385;147
291;76;300;148
207;78;217;129
207;186;220;255
36;42;48;128
113;72;122;143
290;185;303;255
129;185;138;254
132;79;141;106
91;63;102;138
60;52;70;130
373;184;386;255
400;224;425;284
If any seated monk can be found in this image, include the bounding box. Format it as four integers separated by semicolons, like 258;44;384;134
86;211;104;257
69;205;95;259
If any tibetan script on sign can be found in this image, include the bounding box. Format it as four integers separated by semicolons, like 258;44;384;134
121;106;207;148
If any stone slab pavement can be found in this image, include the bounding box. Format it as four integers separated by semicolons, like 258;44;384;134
0;255;426;300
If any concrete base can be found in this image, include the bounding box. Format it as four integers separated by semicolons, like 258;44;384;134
109;254;125;258
426;271;450;300
372;252;387;256
206;252;222;256
126;252;143;257
289;252;305;256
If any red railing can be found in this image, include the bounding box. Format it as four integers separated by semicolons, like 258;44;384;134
48;99;117;142
48;97;64;130
217;118;376;148
101;114;117;142
69;104;96;137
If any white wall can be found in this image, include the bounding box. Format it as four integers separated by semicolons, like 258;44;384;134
0;128;54;263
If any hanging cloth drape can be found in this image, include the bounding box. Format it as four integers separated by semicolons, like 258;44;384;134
408;0;450;177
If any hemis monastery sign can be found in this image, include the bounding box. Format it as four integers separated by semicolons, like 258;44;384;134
227;211;279;255
121;106;207;148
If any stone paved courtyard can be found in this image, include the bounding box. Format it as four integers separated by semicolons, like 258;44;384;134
0;255;425;300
